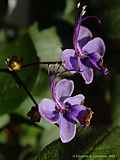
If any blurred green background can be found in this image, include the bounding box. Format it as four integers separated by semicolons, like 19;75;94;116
0;0;120;159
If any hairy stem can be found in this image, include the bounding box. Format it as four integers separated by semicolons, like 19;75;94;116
22;61;62;69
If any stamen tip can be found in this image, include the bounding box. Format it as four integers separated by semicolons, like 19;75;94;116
77;2;81;8
98;19;102;24
82;5;87;10
81;5;87;16
5;58;10;65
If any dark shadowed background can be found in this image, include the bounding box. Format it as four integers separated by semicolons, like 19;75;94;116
0;0;120;159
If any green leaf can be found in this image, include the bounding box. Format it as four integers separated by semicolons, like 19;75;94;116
16;69;49;113
111;75;120;126
0;114;10;128
21;124;43;147
16;27;60;148
85;127;120;160
29;24;62;62
62;0;75;23
39;119;59;150
38;127;109;160
0;33;38;114
39;140;61;160
39;127;120;160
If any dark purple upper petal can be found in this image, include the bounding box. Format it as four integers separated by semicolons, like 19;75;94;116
63;103;89;124
78;37;92;49
88;53;108;75
63;94;85;124
79;51;108;77
80;52;102;70
63;111;76;124
89;52;102;63
69;56;79;71
80;57;93;68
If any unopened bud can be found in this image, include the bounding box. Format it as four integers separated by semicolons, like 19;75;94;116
6;56;23;71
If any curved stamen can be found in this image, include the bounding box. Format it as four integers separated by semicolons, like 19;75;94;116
73;15;101;51
81;16;101;24
73;5;87;54
73;3;101;55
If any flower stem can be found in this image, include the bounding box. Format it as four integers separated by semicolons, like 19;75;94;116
21;61;62;69
0;68;10;73
81;16;101;24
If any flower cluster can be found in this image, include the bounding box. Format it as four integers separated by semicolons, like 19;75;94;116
39;79;93;143
38;5;108;143
61;16;108;84
0;3;109;144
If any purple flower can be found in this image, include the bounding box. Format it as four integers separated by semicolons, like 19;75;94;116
38;79;93;143
61;16;108;84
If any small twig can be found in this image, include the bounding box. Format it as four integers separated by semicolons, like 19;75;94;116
10;70;38;107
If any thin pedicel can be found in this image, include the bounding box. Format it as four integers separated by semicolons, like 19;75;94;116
5;56;62;70
21;61;62;69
